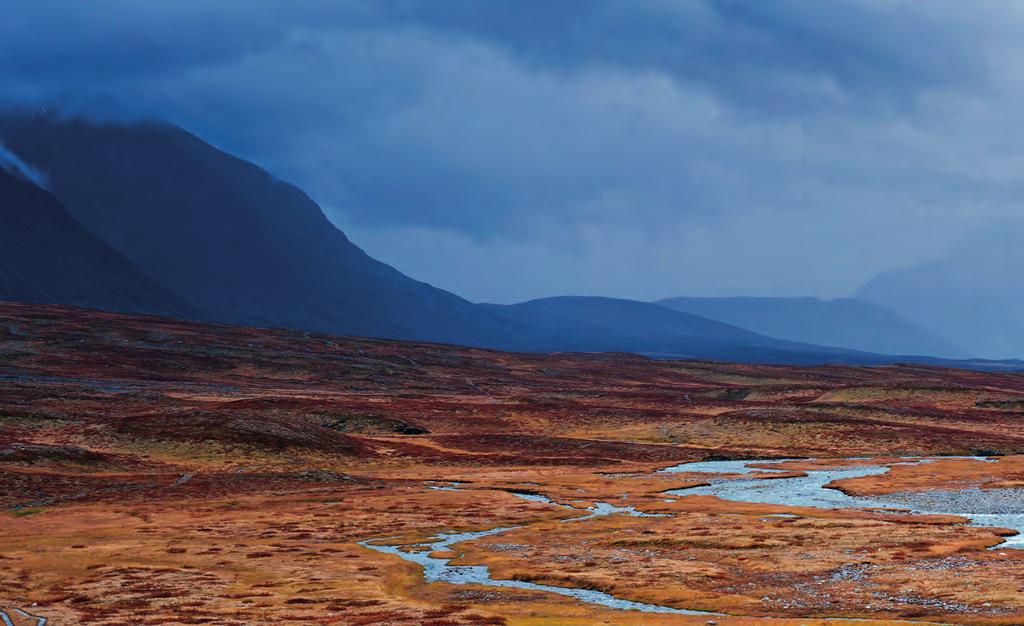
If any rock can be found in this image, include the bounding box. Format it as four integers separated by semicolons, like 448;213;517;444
0;443;107;465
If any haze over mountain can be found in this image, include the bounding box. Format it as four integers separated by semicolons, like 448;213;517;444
858;222;1024;360
1;112;1020;369
657;296;963;358
1;3;1023;365
0;114;894;366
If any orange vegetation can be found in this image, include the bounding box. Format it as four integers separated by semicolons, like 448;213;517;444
1;302;1023;624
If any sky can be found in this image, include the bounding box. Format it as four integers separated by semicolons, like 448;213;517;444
3;0;1024;303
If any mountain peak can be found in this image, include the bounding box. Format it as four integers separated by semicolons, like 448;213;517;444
0;114;517;345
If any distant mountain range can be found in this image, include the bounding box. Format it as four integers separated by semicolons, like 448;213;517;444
858;221;1024;360
0;111;1018;368
482;296;887;365
657;296;963;358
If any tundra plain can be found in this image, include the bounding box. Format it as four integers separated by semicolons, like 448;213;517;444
2;302;1024;625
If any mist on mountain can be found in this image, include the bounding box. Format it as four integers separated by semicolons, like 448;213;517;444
858;220;1024;360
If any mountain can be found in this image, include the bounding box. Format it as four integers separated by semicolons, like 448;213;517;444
657;296;962;357
1;111;1013;367
0;112;517;345
857;221;1024;360
482;296;892;365
0;166;192;317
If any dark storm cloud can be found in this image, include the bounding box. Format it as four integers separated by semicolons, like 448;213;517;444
388;0;977;109
0;2;371;97
2;1;1022;302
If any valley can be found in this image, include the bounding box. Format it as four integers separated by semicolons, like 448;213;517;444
4;113;1019;371
2;301;1024;624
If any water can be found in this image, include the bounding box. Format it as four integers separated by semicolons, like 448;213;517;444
663;457;1024;549
660;458;800;475
569;501;669;521
505;491;667;519
363;456;1023;617
359;521;716;615
506;491;572;507
0;608;47;625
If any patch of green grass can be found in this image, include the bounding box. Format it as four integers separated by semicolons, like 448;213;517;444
10;508;45;517
0;413;61;429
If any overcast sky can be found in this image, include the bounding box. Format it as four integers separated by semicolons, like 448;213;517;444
4;1;1024;303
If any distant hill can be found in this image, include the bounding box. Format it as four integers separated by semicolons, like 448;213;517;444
482;296;891;365
0;112;518;346
657;296;962;358
1;111;1011;367
0;167;193;317
858;222;1024;360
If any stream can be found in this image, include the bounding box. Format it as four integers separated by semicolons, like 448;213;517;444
662;457;1024;549
361;456;1023;617
358;495;715;615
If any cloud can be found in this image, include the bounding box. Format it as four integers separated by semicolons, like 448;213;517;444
0;142;49;189
386;0;980;109
2;1;1024;302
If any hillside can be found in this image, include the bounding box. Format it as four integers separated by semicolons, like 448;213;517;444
0;167;193;317
0;111;1005;366
483;296;888;365
657;295;962;357
0;112;518;346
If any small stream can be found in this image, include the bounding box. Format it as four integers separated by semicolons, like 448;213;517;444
361;456;1023;618
358;496;716;616
662;457;1024;549
0;608;47;626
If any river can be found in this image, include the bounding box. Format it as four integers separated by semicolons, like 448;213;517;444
361;455;1023;618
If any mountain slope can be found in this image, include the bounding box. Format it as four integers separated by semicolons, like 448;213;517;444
858;222;1024;360
482;296;891;365
0;167;193;316
657;296;962;357
1;111;1005;366
0;113;516;345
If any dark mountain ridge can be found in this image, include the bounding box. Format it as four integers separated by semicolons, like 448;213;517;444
0;112;519;346
0;166;194;317
483;296;897;365
1;111;1017;368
